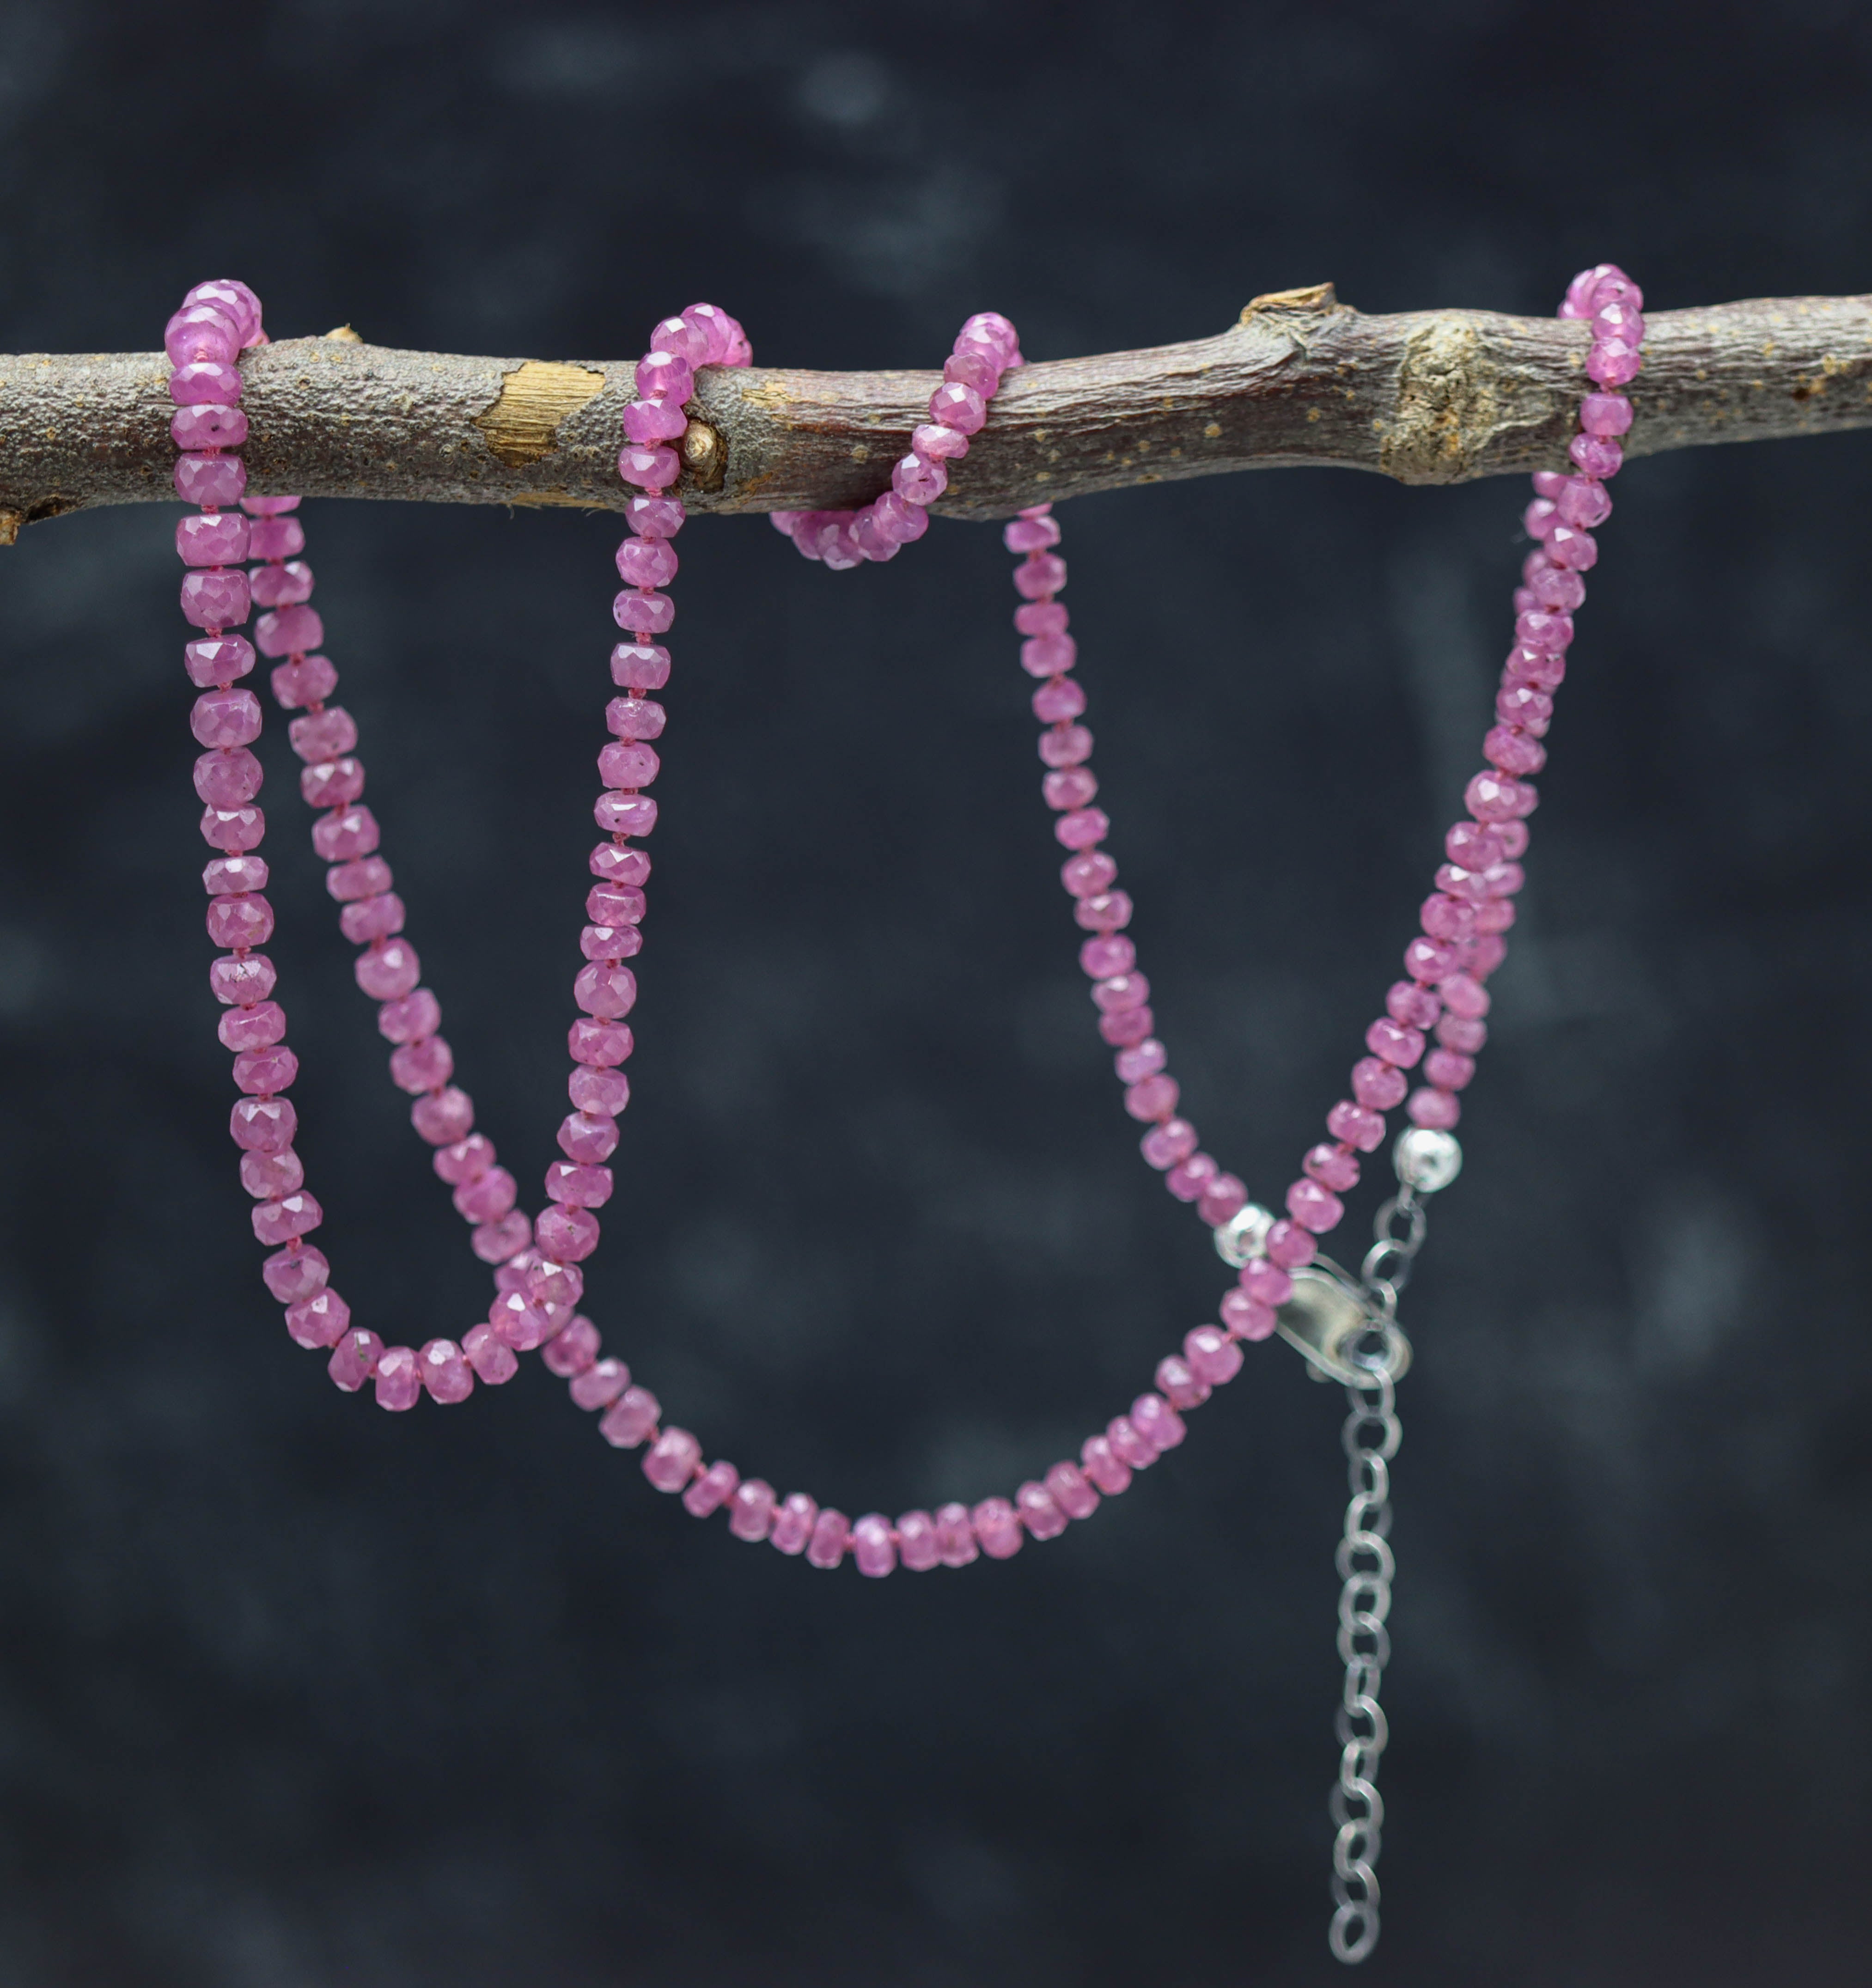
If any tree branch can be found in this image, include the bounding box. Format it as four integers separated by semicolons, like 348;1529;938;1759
2;285;1868;538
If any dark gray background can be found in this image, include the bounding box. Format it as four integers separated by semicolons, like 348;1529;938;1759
1;2;1868;1982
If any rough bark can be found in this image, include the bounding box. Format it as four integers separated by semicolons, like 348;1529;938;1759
2;285;1868;538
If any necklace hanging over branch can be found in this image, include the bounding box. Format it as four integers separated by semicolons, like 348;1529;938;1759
2;282;1868;538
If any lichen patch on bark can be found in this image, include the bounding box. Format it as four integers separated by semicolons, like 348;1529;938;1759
474;360;606;467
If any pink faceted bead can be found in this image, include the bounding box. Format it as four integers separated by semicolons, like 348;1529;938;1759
611;643;671;691
971;1497;1024;1559
806;1508;850;1568
1140;1117;1198;1170
1267;1217;1318;1270
896;1509;941;1571
1046;765;1098;811
238;494;302;519
191;687;263;749
1238;1258;1293;1308
1407;1086;1462;1129
929;381;988;434
1555;477;1612;529
1579;391;1634;436
945;350;1001;395
171;403;247;451
570;1018;635;1066
372;1346;422;1412
1014;553;1067;599
262;1243;329;1304
574;962;638;1020
311;804;380;863
356;939;421;1000
600;1386;661;1448
569;1359;631;1410
1075;890;1133;933
558;1111;620;1163
433;1133;496;1186
540;1312;600;1375
1115;1038;1167;1083
1129;1392;1186;1452
327;1327;382;1393
176;511;250;567
613;590;675;637
490;1289;551;1352
1198;1173;1247;1226
378;989;441;1043
769;1493;818;1555
255;604;324;658
1003;514;1061;553
598;741;660;788
728;1478;777;1542
1547;524;1598;572
240;1146;303;1199
411;1086;475;1145
170;359;243;406
1516;610;1573;654
1017;600;1069;637
1439;1013;1487;1054
1106;1416;1158;1470
1033;678;1086;723
872;491;928;543
1154;1355;1209;1412
206;890;273;948
650;314;709;364
1586;341;1642;386
232;1045;298;1095
934;1502;979;1565
420;1338;475;1404
1055;806;1109;851
219;999;286;1052
1092;972;1149;1014
463;1323;520;1385
1061;853;1116;902
1441;972;1491;1019
1080;1435;1132;1495
250;560;314;608
891;454;947;505
166;304;240;365
619;444;680;489
1366;1018;1426;1068
1286;1177;1344;1234
622;398;689;444
1040;731;1092;778
285;1287;350;1349
569;1065;630;1114
1486;726;1546;776
1328;1098;1386;1153
1099;1001;1155;1046
1304;1141;1360;1192
587;884;647;927
851;1513;898;1576
247;516;305;561
1124;1074;1179;1123
1041;1460;1098;1521
1184;1324;1244;1385
1165;1150;1217;1201
686;1459;741;1519
291;707;358;760
607;696;667;740
184;635;256;688
524;1258;584;1310
635;350;693;402
1022;633;1079;676
537;1204;601;1262
1220;1288;1277;1339
452;1166;517;1224
1424;1048;1475;1090
229;1093;296;1157
644;1427;702;1493
545;1161;612;1208
911;422;970;461
175;453;246;508
1352;1057;1408;1111
471;1211;531;1264
341;893;405;945
302;756;365;808
1017;1481;1069;1540
252;1191;322;1246
1384;980;1440;1031
1465;771;1535;823
183;279;262;344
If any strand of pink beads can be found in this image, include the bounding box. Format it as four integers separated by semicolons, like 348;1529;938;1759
173;274;1640;1577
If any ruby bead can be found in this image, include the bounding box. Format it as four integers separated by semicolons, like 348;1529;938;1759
1407;1087;1462;1130
537;1204;601;1262
327;1328;382;1393
1166;1152;1217;1201
570;1359;631;1410
1424;1048;1475;1090
175;454;246;508
569;1065;630;1114
1486;726;1546;775
1327;1100;1384;1152
1015;554;1067;599
769;1493;817;1554
644;1426;702;1494
312;806;380;861
206;891;273;948
356;939;421;1000
463;1323;520;1385
686;1461;742;1521
1441;973;1491;1019
411;1086;474;1144
378;989;441;1043
471;1212;531;1264
250;561;314;608
233;1045;298;1094
1124;1074;1179;1122
1304;1141;1360;1192
166;304;239;365
807;1506;853;1568
598;741;660;788
598;1386;660;1449
255;605;323;658
290;707;358;760
911;422;970;460
1366;1018;1426;1068
1238;1258;1293;1308
622;398;688;444
1197;1174;1247;1226
545;1161;613;1208
569;1018;634;1066
1586;341;1642;386
452;1166;517;1224
301;756;365;808
558;1111;620;1163
1352;1057;1407;1110
1438;1014;1487;1054
971;1498;1024;1560
1099;1005;1154;1048
1503;646;1565;691
241;1148;304;1199
1075;890;1133;933
1555;477;1612;528
263;1244;330;1305
1386;980;1441;1029
611;643;671;692
171;404;247;451
490;1289;551;1352
1130;1392;1186;1452
1033;678;1086;723
1579;392;1634;436
170;359;243;406
340;893;404;945
185;635;256;689
211;952;276;1005
420;1338;475;1404
219;1000;286;1052
1287;1177;1344;1234
332;861;396;911
728;1479;777;1542
372;1347;422;1412
176;511;250;567
1116;1038;1166;1083
891;454;946;504
1039;723;1092;768
1220;1289;1277;1341
574;962;638;1019
1140;1117;1198;1169
1004;514;1061;553
1017;1481;1070;1539
851;1513;898;1576
945;350;1001;395
1055;806;1109;850
433;1133;495;1185
606;697;666;740
252;1191;323;1246
1155;1356;1209;1412
286;1288;350;1349
896;1509;941;1570
1061;850;1117;897
1017;601;1069;637
1046;765;1098;811
1265;1220;1317;1270
1092;972;1149;1013
619;445;680;489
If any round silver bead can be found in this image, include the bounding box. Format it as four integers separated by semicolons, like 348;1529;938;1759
1393;1127;1462;1194
1213;1200;1276;1268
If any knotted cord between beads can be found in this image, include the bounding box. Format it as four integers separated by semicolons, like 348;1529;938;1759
171;277;1638;1574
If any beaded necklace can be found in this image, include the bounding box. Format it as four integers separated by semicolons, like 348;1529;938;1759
164;265;1643;1964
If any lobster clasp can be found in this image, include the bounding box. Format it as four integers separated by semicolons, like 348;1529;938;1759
1276;1258;1412;1385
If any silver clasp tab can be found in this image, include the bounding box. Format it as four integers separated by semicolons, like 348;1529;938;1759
1276;1259;1412;1385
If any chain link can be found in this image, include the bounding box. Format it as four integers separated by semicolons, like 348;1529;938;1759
1325;1187;1429;1964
